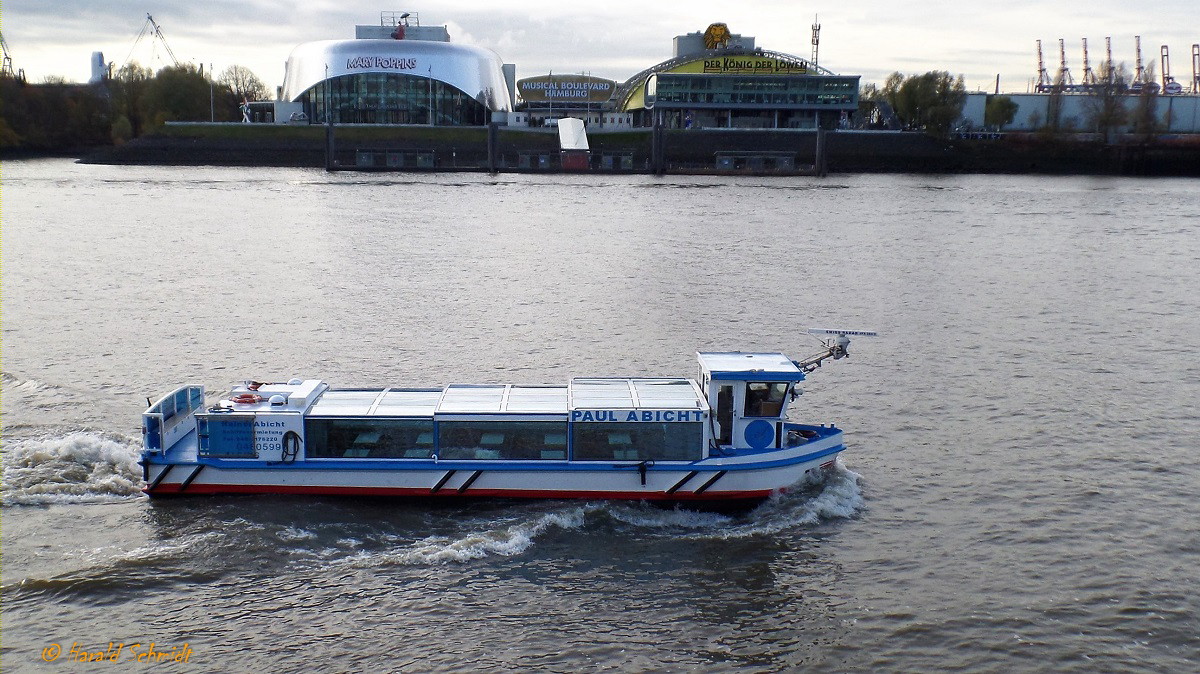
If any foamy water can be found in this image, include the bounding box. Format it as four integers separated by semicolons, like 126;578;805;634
2;431;145;505
353;508;593;565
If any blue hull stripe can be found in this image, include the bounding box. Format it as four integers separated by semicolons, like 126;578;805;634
147;443;844;474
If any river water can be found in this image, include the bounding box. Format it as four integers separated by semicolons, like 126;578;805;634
3;159;1199;672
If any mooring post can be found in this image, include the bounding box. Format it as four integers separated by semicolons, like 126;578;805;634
487;122;498;174
652;110;666;176
325;117;335;171
652;123;659;175
814;125;827;177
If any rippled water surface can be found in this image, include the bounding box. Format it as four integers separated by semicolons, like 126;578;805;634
4;160;1199;672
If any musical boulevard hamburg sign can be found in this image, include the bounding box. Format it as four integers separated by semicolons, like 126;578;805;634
517;75;616;104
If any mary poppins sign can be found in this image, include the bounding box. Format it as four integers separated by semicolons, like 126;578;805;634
345;56;419;70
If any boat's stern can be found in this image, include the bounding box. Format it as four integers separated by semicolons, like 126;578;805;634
140;385;205;489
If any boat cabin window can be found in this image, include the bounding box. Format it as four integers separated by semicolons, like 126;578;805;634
744;382;788;417
571;422;702;462
438;421;569;460
305;418;434;459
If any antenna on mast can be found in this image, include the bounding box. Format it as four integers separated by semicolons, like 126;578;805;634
810;16;821;68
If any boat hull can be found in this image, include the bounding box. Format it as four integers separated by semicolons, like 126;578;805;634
142;440;844;506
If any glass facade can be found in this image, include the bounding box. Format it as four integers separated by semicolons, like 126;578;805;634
299;73;491;125
654;74;858;109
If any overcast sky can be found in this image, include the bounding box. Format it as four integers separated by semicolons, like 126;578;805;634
3;1;1197;93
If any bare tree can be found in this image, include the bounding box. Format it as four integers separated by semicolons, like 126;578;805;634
1131;63;1159;141
1043;75;1066;135
1084;62;1129;143
218;65;268;102
880;72;905;120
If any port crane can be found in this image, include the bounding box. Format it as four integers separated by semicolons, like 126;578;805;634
1035;40;1052;92
1081;38;1096;86
1056;38;1075;88
1129;36;1161;93
1193;44;1200;94
122;13;181;70
1159;44;1186;95
1134;36;1146;85
1;30;25;81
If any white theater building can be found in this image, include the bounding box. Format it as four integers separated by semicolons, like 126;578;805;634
278;12;514;125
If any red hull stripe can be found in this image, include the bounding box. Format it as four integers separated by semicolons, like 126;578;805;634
148;483;779;501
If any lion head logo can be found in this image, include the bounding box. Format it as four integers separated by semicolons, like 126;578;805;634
703;23;731;50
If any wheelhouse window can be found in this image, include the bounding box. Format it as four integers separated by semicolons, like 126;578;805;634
571;422;702;462
305;418;434;458
438;421;568;460
744;382;788;417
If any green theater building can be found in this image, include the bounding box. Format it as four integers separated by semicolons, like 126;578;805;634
614;23;860;129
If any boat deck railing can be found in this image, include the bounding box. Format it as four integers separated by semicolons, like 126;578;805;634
143;386;204;452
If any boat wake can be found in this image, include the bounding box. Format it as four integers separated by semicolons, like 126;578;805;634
2;372;54;396
1;431;146;505
341;460;864;565
601;458;864;540
1;372;81;412
344;507;592;566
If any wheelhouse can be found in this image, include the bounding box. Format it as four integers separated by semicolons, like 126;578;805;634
696;352;806;451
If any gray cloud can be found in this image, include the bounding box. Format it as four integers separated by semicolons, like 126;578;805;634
3;0;1196;91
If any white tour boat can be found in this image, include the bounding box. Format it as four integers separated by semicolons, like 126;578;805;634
140;330;873;507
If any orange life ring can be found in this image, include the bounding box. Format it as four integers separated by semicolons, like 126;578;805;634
231;393;264;404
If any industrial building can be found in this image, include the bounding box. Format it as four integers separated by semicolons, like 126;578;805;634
959;91;1200;134
956;39;1200;133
